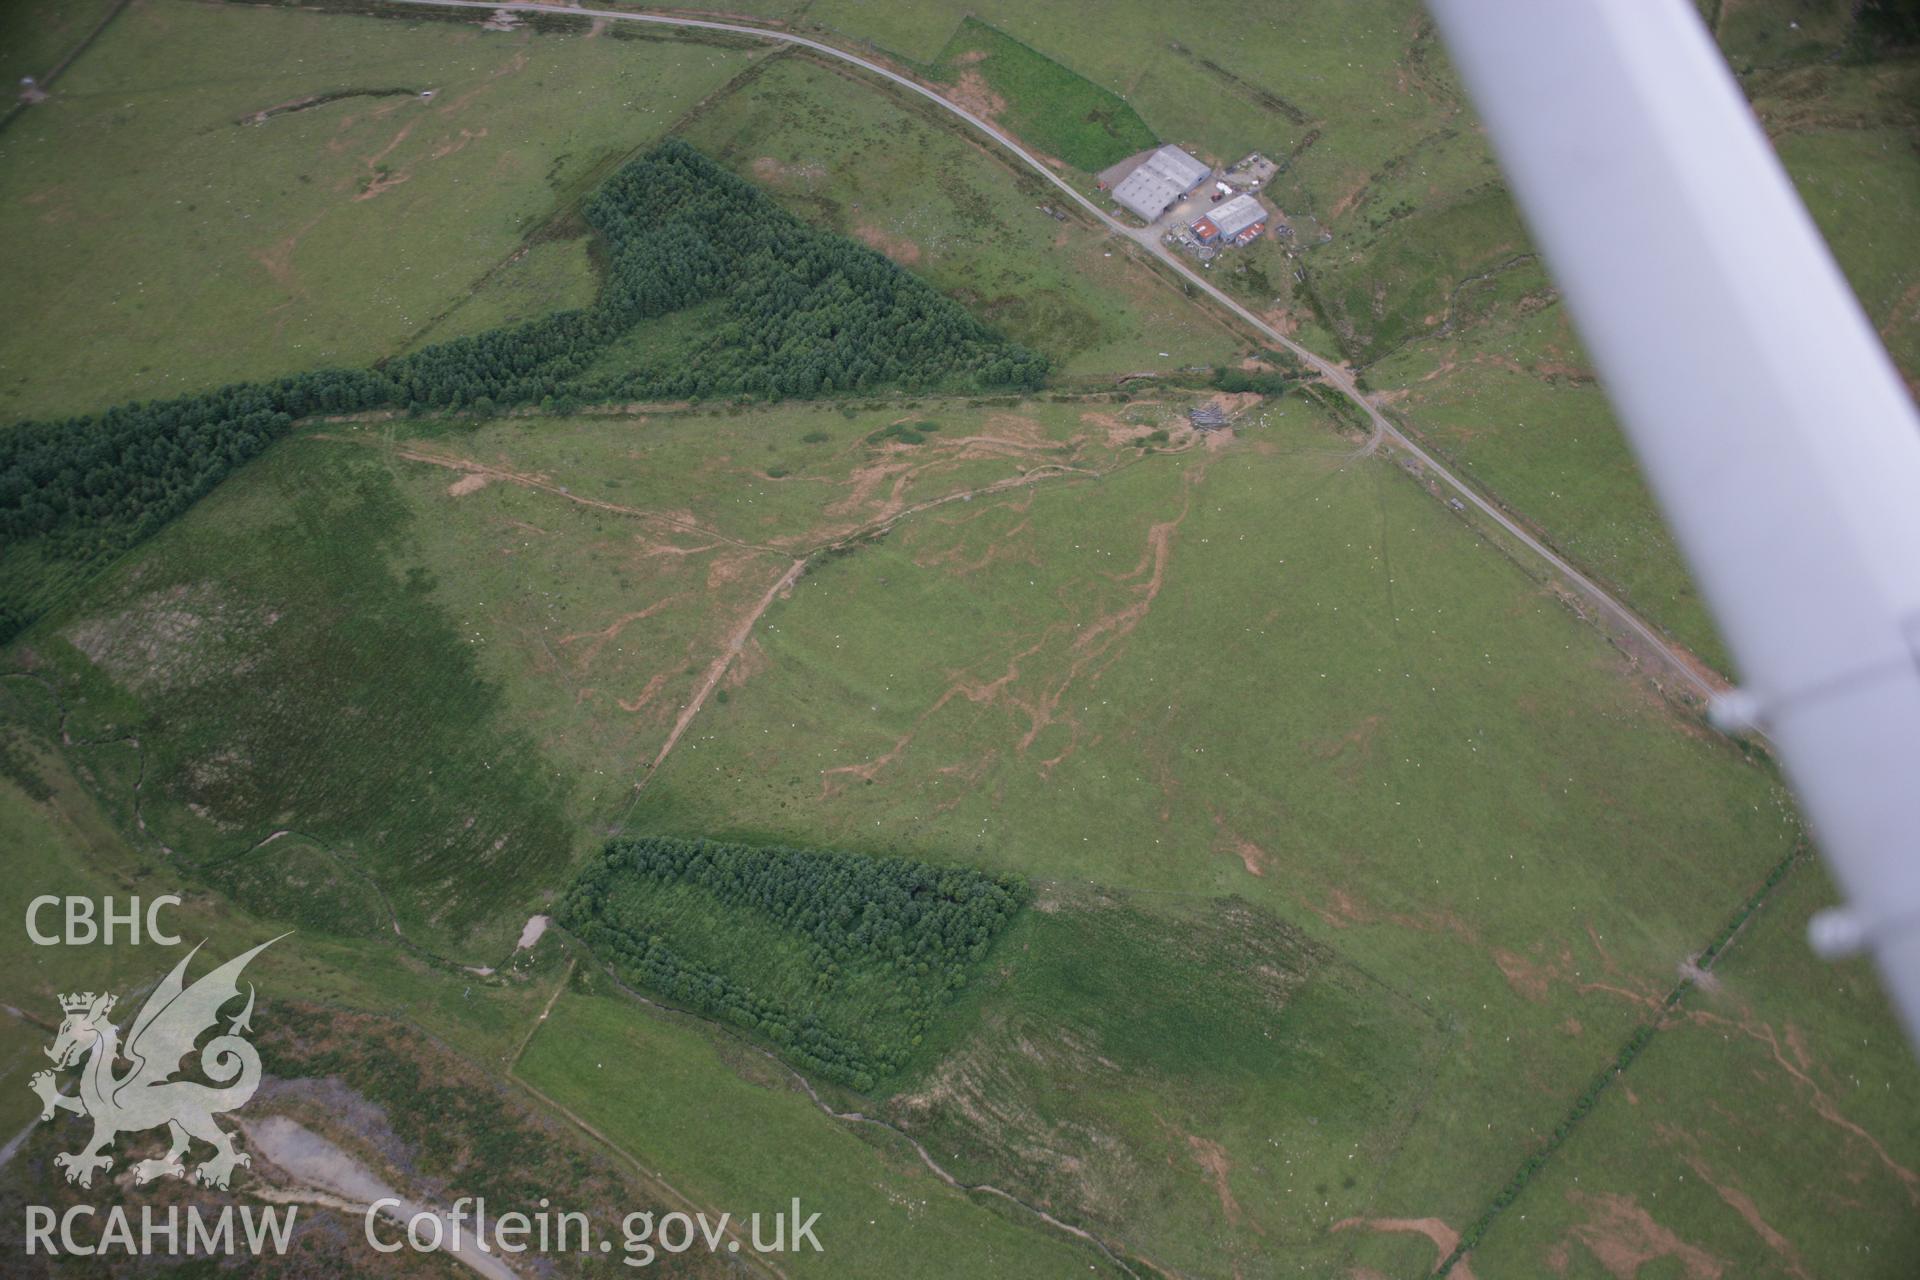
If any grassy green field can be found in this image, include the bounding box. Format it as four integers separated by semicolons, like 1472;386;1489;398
1465;859;1920;1276
521;884;1451;1279
1755;54;1920;388
0;664;585;1090
0;682;169;1056
777;0;1742;683
0;0;766;422
920;19;1158;172
0;605;1118;1275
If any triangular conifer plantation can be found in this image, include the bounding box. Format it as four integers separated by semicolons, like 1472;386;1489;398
0;139;1049;641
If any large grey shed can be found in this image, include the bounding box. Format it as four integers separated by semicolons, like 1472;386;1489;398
1111;146;1211;221
1190;193;1269;246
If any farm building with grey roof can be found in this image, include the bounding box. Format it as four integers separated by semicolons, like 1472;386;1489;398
1191;193;1269;246
1111;145;1211;221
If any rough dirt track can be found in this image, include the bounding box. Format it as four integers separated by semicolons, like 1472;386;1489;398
376;0;1723;706
643;556;805;780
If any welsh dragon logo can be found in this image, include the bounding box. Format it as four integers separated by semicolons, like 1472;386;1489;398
30;936;282;1190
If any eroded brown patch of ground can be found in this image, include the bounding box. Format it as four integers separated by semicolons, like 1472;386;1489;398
823;458;914;522
1298;881;1480;947
431;127;488;160
824;460;1194;795
945;69;1007;121
1492;947;1557;1004
889;1014;1137;1227
820;627;1064;797
749;155;825;187
1078;407;1164;449
801;419;1098;550
1550;1190;1724;1279
1308;713;1383;784
725;635;770;690
914;514;1034;577
1304;886;1376;930
1200;391;1264;420
1651;1126;1812;1278
1488;926;1667;1010
616;671;671;715
1260;307;1300;337
353;120;419;201
557;597;688;674
1184;1132;1245;1226
21;184;78;226
251;212;327;293
704;547;768;592
1332;1217;1473;1280
1012;467;1197;769
1210;811;1269;877
852;222;922;265
364;441;759;552
930;749;998;813
1883;278;1920;334
1681;1006;1920;1205
1325;172;1373;222
645;558;806;776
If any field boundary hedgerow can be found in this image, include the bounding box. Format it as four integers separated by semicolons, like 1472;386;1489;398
0;0;136;136
1433;837;1811;1276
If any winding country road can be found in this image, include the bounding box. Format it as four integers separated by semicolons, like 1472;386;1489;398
382;0;1722;702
